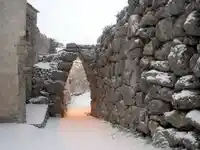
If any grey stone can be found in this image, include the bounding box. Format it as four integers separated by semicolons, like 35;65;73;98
155;42;172;60
135;92;145;107
164;110;190;129
153;127;187;148
186;110;200;131
119;85;135;106
57;61;72;72
51;70;67;82
172;90;200;110
44;80;65;95
156;18;173;42
136;27;155;39
183;36;199;46
175;75;200;90
165;0;186;16
140;11;158;27
184;11;200;36
147;85;174;102
140;56;153;70
150;60;170;72
143;41;155;56
141;70;176;88
139;0;152;7
58;51;77;62
168;44;193;76
192;57;200;77
148;99;171;115
173;14;187;37
152;0;168;9
197;44;200;53
127;15;141;38
148;120;160;136
182;132;200;150
150;115;168;127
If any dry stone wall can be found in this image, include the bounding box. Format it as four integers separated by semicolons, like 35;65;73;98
93;0;200;149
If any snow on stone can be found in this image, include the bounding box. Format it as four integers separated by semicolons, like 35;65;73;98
34;62;52;70
172;90;197;101
176;75;193;86
186;110;200;126
26;104;48;126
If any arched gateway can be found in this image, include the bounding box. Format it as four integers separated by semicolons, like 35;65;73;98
31;43;99;118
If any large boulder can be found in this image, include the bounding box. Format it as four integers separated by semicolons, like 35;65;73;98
119;85;135;106
146;85;174;103
140;11;158;27
155;42;172;60
165;0;186;16
186;110;200;131
183;11;200;36
156;18;173;42
175;75;200;90
168;44;193;76
51;70;67;82
172;90;200;110
148;99;171;115
141;70;176;88
57;61;72;72
182;132;200;150
164;110;190;129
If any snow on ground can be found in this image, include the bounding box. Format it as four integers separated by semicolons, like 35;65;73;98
0;92;162;150
26;104;48;125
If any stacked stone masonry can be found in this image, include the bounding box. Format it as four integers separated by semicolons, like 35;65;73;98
29;0;200;149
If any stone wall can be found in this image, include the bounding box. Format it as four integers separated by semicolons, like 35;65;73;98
0;0;27;123
93;0;200;149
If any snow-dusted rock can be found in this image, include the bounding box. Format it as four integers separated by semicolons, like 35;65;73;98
175;75;200;90
184;11;200;36
182;132;200;150
136;27;155;39
150;60;170;72
172;90;200;110
127;14;141;38
153;127;187;148
168;44;193;76
186;110;200;131
141;70;176;88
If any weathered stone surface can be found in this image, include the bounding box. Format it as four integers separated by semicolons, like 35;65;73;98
186;110;200;131
155;42;172;60
140;56;153;70
57;61;72;72
119;85;135;106
152;0;168;9
191;56;200;77
168;44;193;76
127;15;141;38
150;60;170;72
143;41;155;56
135;92;145;107
148;99;171;115
44;80;65;95
184;11;200;36
153;127;187;148
172;90;200;110
148;120;160;136
141;70;176;88
150;115;168;127
58;51;77;62
173;14;187;37
140;11;158;27
164;110;190;129
146;85;173;102
136;27;155;39
165;0;185;16
182;131;200;150
175;75;200;90
156;18;173;42
51;70;67;82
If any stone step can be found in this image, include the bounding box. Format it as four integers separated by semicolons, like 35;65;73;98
26;104;49;128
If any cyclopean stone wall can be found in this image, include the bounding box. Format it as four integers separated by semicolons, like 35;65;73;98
93;0;200;149
29;0;200;149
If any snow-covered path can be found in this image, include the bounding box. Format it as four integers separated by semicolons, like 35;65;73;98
0;92;162;150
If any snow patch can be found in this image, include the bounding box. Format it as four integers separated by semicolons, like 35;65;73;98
172;90;197;100
34;62;52;70
26;104;48;125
